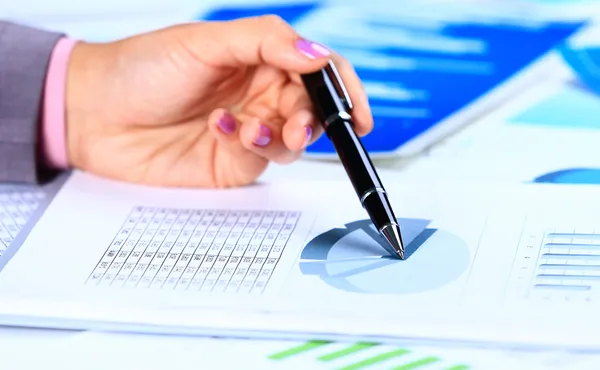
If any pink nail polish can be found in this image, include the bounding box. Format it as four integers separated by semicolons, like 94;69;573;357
304;126;312;147
295;38;331;59
217;113;236;134
253;124;272;147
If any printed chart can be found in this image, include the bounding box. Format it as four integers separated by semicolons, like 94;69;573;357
403;76;600;183
198;1;586;156
266;340;470;370
61;331;600;370
86;207;301;294
299;218;470;294
264;338;600;370
505;218;600;303
560;44;600;97
508;83;600;129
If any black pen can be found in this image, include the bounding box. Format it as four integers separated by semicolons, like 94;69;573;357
301;60;406;259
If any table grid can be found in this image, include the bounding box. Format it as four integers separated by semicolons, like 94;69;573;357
86;207;301;294
507;223;600;302
0;189;45;256
531;228;600;301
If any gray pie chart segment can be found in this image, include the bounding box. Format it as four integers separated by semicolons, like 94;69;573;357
299;218;470;294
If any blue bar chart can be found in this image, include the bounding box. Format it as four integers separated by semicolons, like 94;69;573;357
508;225;600;301
535;232;600;295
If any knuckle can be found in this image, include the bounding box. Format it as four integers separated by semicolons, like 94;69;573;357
273;151;302;165
334;55;357;75
334;54;350;68
261;14;289;29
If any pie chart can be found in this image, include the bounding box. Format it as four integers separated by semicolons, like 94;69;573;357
299;218;470;294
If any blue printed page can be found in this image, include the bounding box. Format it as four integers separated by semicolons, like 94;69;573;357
403;22;600;185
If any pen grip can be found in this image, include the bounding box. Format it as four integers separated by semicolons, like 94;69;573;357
325;119;384;198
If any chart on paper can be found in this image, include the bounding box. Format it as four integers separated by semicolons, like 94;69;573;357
505;221;600;303
298;217;470;295
8;172;600;347
86;207;301;295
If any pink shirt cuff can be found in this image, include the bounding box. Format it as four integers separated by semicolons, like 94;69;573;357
42;37;78;170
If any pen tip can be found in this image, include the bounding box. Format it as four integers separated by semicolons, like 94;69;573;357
381;223;405;260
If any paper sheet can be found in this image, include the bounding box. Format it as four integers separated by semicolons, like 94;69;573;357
0;185;44;256
62;331;600;370
0;174;67;261
2;171;600;348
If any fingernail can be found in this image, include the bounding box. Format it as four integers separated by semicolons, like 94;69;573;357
304;126;312;147
217;112;236;134
296;38;331;59
253;124;272;147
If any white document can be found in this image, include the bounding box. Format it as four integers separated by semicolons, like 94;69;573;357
2;171;600;348
0;175;67;259
61;331;600;370
0;184;45;256
399;155;600;186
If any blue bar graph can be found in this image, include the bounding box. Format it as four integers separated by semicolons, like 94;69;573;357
529;230;600;296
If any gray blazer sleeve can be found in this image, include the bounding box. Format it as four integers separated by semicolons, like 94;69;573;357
0;21;64;184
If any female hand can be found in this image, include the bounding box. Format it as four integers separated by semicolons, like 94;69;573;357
66;15;373;187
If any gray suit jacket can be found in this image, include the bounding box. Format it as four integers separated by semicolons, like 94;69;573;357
0;21;63;184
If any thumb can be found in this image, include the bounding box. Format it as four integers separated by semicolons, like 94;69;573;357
178;15;332;73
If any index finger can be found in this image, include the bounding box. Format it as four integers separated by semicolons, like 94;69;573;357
291;52;373;137
330;53;373;137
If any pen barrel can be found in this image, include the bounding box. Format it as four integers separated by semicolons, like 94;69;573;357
326;119;397;230
326;119;383;193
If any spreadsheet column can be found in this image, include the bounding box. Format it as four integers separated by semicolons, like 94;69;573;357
163;210;203;289
175;211;212;291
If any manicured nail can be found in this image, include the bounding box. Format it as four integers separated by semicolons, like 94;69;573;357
253;124;272;147
296;38;331;59
304;126;312;147
217;112;236;134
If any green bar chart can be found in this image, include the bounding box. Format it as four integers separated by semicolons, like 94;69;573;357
268;340;471;369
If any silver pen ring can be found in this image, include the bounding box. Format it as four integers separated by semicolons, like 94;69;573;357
379;221;400;234
360;187;385;206
324;111;352;129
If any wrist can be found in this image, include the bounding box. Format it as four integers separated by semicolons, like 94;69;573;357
64;40;112;170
